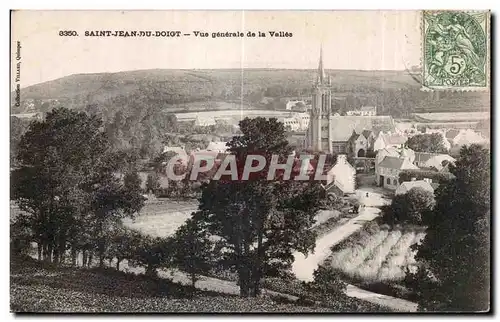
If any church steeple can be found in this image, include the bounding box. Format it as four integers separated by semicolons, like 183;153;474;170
317;45;325;84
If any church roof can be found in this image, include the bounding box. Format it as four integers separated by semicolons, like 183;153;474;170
329;116;396;142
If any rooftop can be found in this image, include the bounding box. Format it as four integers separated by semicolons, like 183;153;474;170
397;180;434;194
378;156;418;170
329;116;396;142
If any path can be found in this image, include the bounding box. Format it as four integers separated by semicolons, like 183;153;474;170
292;207;380;282
291;188;418;312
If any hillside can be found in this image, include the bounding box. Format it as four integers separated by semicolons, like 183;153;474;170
11;256;388;313
12;68;489;116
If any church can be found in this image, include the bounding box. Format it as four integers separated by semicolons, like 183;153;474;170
304;48;396;154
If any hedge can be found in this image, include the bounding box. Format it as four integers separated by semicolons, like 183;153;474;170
399;169;455;184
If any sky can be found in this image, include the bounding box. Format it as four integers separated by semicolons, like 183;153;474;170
11;10;421;88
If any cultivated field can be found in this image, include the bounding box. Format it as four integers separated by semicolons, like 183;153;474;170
327;223;426;283
122;199;197;237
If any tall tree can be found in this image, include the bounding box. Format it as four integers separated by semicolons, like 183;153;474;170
411;144;490;311
194;117;324;297
406;133;448;153
172;218;213;289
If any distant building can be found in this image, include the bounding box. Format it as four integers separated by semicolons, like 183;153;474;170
346;106;377;116
279;116;300;132
347;129;375;157
376;156;419;190
194;115;216;127
11;112;45;121
395;179;435;195
450;129;488;146
373;132;408;151
285;100;306;110
325;154;356;195
206;141;229;154
413;152;455;170
278;112;310;132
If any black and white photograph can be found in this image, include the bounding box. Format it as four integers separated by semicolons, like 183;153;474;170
9;10;491;313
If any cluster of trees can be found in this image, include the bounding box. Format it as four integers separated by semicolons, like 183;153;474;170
382;187;435;225
11;108;145;266
406;133;448;153
12;112;343;299
405;145;490;311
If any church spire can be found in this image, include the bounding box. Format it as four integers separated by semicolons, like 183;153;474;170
317;44;325;84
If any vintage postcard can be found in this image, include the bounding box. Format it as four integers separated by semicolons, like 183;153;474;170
10;10;490;313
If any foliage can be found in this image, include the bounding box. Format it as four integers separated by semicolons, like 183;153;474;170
172;218;214;288
306;265;346;299
411;144;490;311
145;173;160;194
399;169;455;184
406;133;448;153
382;187;435;225
129;234;173;277
194;117;324;297
11;107;144;267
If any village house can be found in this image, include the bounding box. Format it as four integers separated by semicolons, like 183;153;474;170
413;152;455;170
449;128;488;146
278;116;301;132
324;154;356;196
376;155;419;190
346;106;377;116
373;131;408;151
285;100;306;110
395;178;435;195
194;115;216;127
205;141;229;154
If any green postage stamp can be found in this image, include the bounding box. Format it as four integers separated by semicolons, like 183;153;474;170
422;10;490;90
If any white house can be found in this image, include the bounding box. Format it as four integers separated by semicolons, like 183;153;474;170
294;112;310;131
285;100;305;110
451;129;488;146
194;115;216;127
395;179;435;195
376;156;419;190
373;132;408;151
375;146;415;174
346;106;377;116
325;154;356;194
206;141;229;154
414;152;455;170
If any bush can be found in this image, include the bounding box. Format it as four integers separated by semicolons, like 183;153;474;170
382;187;435;225
399;169;455;184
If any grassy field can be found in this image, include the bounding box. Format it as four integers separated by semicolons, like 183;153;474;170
11;256;388;313
327;222;426;284
122;199;197;237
